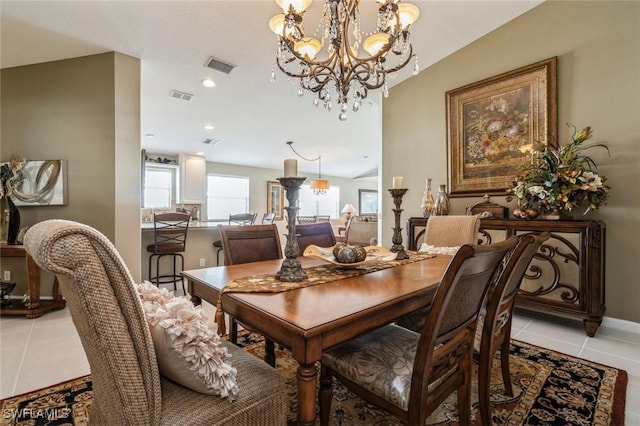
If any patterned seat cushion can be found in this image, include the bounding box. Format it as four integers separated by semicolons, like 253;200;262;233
321;324;454;411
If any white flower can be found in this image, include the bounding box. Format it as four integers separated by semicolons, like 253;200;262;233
527;185;548;199
580;171;603;191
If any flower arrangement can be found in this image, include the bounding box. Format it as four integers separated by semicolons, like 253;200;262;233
506;124;610;216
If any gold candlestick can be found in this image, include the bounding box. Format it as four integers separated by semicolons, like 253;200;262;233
388;188;409;260
276;176;307;282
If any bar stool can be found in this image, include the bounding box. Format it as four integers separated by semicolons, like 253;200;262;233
147;212;190;294
213;213;257;266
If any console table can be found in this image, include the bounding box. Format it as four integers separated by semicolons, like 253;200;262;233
407;217;606;336
0;244;66;318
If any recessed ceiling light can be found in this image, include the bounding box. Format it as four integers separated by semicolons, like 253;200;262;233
204;124;215;130
196;152;204;156
145;133;155;138
202;78;216;88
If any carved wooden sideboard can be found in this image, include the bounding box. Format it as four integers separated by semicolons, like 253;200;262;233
407;217;606;336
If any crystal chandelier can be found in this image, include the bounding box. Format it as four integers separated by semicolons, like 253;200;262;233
269;0;420;121
287;141;330;195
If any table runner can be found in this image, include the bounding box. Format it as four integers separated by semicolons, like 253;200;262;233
215;252;436;334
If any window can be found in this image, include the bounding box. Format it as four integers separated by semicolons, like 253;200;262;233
144;165;177;208
207;175;250;221
298;184;340;218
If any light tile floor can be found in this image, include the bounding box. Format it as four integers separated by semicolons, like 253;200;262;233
1;305;638;423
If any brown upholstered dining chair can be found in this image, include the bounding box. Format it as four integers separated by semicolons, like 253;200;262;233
297;215;317;224
218;223;282;266
24;220;287;425
319;238;517;426
217;223;282;366
295;221;337;255
213;213;258;265
261;212;276;224
476;232;550;425
146;212;190;294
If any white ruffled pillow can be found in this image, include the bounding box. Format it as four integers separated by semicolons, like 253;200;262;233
136;282;239;400
418;243;460;255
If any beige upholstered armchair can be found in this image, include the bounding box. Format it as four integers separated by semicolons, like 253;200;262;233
24;220;287;426
337;217;379;246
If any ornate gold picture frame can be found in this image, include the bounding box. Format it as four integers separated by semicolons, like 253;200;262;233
446;57;557;197
267;180;284;220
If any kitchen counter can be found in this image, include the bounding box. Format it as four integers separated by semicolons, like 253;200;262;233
141;221;223;279
141;220;221;230
141;220;288;281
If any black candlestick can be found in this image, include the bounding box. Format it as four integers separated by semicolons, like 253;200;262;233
388;188;409;260
276;176;307;282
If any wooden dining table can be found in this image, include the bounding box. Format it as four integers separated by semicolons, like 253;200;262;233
182;254;451;425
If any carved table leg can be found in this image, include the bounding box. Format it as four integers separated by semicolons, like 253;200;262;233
297;363;318;426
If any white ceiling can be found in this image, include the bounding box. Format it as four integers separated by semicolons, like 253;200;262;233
1;0;542;179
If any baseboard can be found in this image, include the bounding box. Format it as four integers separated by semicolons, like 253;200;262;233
602;315;640;333
5;295;54;300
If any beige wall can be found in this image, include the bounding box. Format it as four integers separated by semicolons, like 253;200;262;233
1;52;141;295
382;1;640;322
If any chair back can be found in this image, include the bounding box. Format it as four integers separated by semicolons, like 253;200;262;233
345;220;378;246
296;221;337;255
24;220;161;425
481;233;551;347
297;215;317;224
149;212;190;254
261;212;276;224
424;215;480;247
229;213;257;225
218;224;283;265
315;215;331;222
408;238;517;416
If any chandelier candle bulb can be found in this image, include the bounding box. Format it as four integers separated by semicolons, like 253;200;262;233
392;176;404;189
284;159;297;177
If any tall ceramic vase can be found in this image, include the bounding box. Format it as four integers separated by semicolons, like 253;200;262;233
5;197;20;245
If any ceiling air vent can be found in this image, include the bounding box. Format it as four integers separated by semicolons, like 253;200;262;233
203;138;221;146
169;90;194;101
205;56;236;74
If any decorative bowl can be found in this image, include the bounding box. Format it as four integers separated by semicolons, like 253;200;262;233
303;245;397;267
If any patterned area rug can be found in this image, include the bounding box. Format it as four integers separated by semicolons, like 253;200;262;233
0;334;627;425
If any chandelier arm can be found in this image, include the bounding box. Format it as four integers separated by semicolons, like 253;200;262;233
276;58;338;95
353;50;415;92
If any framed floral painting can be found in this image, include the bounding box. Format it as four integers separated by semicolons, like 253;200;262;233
446;57;557;196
